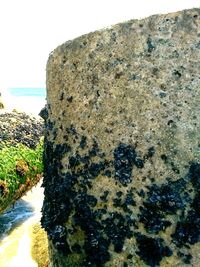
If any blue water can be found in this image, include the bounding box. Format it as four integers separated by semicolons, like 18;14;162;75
0;199;34;241
8;88;46;98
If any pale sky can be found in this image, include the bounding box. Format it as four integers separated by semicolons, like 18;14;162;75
0;0;199;89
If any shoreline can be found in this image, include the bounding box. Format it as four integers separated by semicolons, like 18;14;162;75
0;181;47;267
1;90;46;117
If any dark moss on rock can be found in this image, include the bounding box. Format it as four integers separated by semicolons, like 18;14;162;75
80;135;87;149
171;163;200;247
113;189;136;213
66;96;73;102
42;121;200;265
49;225;70;255
139;178;188;234
113;143;144;186
135;233;172;266
88;140;100;157
189;162;200;188
147;36;156;53
177;251;192;264
103;212;133;253
145;146;155;159
73;196;110;266
100;191;109;202
42;125;143;264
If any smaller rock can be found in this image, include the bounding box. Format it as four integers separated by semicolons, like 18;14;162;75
39;105;48;120
0;110;44;149
0;92;5;109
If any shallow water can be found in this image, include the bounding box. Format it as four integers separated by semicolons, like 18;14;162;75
0;199;33;240
0;181;44;267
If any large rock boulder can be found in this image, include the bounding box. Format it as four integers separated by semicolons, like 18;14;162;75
41;8;200;267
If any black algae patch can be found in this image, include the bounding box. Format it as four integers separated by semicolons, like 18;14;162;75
189;162;200;188
89;140;99;157
100;191;109;202
49;225;71;255
135;234;172;267
147;36;156;53
113;143;135;186
137;162;200;264
114;143;144;186
113;190;136;213
177;251;192;265
73;195;110;266
139;179;186;234
171;163;200;247
80;135;87;149
145;146;155;159
42;119;200;265
103;212;133;253
41;140;73;255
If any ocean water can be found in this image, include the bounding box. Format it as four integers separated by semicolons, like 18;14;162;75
5;88;46;116
8;88;46;98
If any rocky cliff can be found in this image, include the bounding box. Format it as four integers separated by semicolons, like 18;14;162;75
42;8;200;266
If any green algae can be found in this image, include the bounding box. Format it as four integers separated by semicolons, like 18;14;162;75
0;138;44;213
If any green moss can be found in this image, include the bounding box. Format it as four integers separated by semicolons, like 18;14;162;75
0;138;44;213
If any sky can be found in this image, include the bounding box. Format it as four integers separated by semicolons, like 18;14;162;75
0;0;199;89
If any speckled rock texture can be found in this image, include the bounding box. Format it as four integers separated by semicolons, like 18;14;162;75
41;8;200;267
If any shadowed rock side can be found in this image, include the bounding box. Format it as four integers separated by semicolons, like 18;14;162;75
41;8;200;267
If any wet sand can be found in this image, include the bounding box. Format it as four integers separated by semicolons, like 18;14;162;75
1;91;46;117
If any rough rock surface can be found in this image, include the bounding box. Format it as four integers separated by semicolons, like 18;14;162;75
42;8;200;267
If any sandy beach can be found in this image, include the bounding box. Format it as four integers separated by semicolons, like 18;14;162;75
1;90;46;117
0;181;46;267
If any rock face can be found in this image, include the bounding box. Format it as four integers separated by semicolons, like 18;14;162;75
0;92;5;109
41;8;200;267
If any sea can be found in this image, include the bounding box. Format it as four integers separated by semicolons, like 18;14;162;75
4;88;46;116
